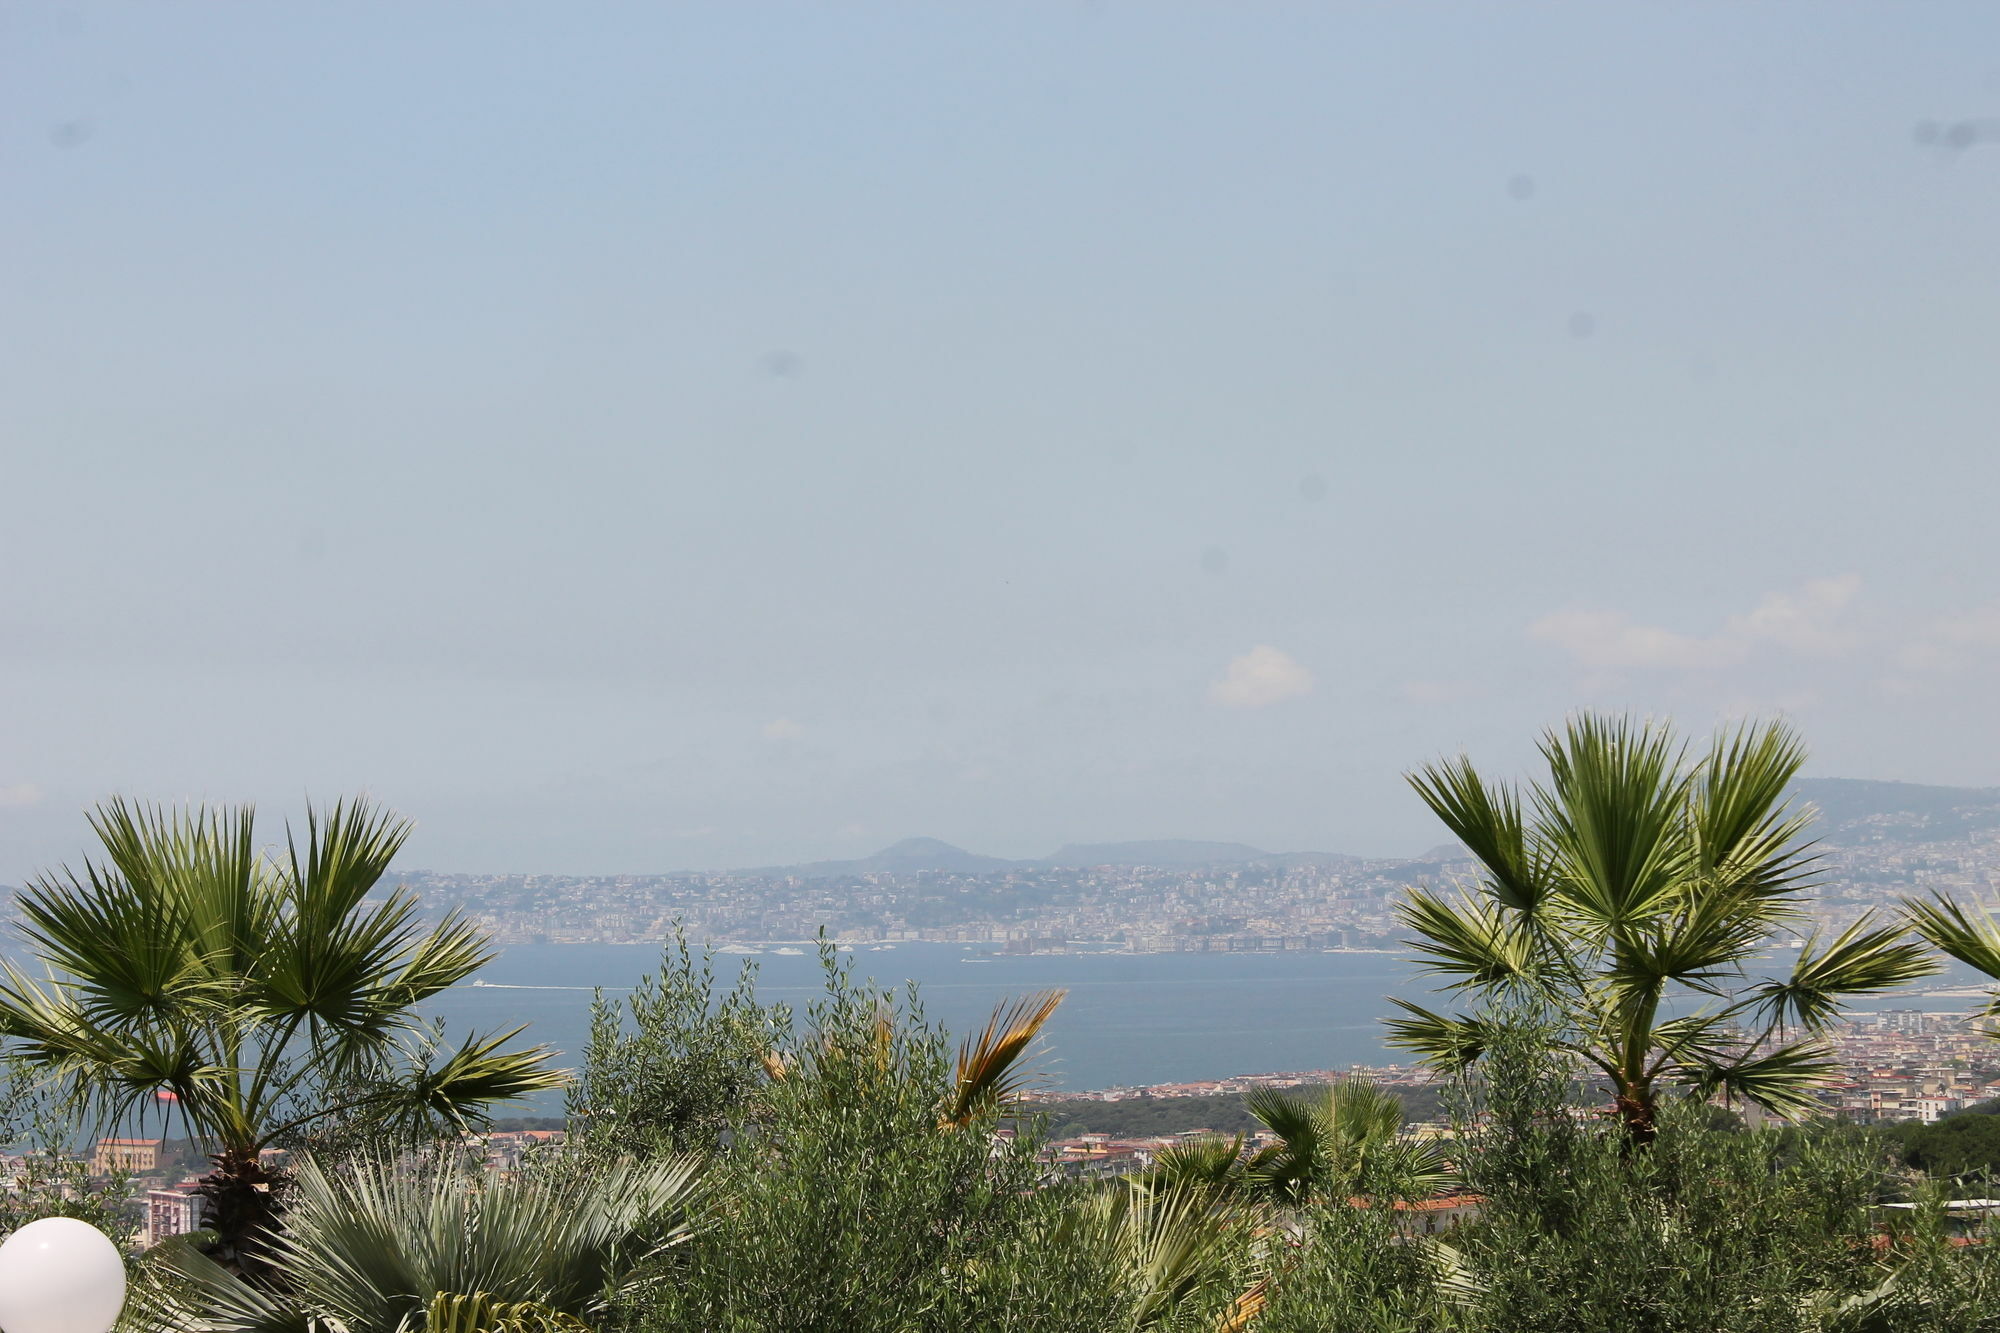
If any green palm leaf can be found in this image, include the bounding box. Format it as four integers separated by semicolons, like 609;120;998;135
1381;999;1498;1073
1684;1041;1840;1117
1397;889;1537;990
1752;915;1939;1031
1406;757;1548;913
145;1152;701;1331
1905;892;2000;995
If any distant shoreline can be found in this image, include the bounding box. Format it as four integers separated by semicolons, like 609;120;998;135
501;939;1408;958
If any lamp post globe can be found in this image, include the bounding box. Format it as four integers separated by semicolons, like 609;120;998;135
0;1217;127;1333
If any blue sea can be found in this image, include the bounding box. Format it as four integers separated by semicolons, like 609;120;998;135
419;943;1999;1112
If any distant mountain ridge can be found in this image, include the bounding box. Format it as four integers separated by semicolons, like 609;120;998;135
743;837;1017;879
746;836;1381;879
1045;840;1271;868
728;778;2000;879
1791;778;2000;846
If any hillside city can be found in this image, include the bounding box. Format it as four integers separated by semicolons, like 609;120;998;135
396;779;2000;955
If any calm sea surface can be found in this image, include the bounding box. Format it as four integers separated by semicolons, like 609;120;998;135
419;943;1998;1112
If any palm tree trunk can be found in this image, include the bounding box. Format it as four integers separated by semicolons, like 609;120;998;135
1612;1087;1658;1148
195;1146;291;1282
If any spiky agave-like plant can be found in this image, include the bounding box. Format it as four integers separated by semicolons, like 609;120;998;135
144;1149;704;1332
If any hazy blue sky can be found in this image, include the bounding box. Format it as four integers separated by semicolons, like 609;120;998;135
5;4;1999;880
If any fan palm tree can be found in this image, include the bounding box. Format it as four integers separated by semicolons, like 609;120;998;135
0;798;563;1272
1142;1134;1250;1202
1385;716;1935;1145
1051;1179;1254;1332
1142;1079;1452;1208
1240;1078;1455;1205
144;1149;703;1332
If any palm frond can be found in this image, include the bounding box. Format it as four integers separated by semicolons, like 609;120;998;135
1405;756;1547;913
1397;888;1536;991
378;1026;567;1137
1144;1134;1246;1201
1243;1087;1325;1205
1374;1135;1458;1202
1534;714;1693;929
1904;892;2000;984
1057;1181;1248;1331
941;989;1064;1128
149;1151;705;1332
1691;720;1820;897
1750;915;1939;1031
1606;886;1772;999
1380;999;1496;1073
1323;1076;1408;1149
139;1237;311;1333
286;797;413;934
1683;1041;1839;1117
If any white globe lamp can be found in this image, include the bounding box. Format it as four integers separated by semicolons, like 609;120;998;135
0;1218;128;1333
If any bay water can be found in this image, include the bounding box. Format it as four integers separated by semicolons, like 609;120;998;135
420;942;1998;1112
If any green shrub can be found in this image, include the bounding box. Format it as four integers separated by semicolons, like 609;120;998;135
622;945;1121;1333
567;930;788;1160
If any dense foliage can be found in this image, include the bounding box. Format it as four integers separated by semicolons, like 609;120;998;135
1885;1101;2000;1179
607;945;1136;1333
566;931;788;1159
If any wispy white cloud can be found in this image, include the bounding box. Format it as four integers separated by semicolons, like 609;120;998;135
1529;611;1745;670
762;717;805;741
0;782;43;809
1891;603;2000;678
1726;575;1860;656
1530;575;1860;672
1210;645;1313;709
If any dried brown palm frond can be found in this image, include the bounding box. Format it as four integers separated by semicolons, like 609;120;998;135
1215;1276;1270;1333
939;989;1064;1129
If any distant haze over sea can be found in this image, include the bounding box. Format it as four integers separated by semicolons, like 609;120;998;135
428;941;2000;1113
